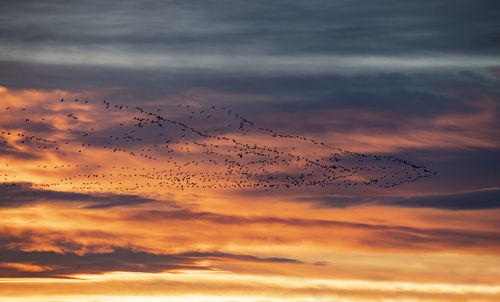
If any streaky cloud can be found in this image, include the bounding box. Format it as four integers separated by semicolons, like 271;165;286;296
391;188;500;210
0;182;168;209
291;188;500;210
0;244;302;278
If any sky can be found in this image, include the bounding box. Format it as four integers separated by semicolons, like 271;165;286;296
0;1;500;301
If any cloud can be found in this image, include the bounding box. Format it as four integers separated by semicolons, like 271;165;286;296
125;208;500;254
2;206;500;257
291;188;500;210
391;188;500;210
3;48;499;73
1;0;499;67
0;243;301;278
290;195;383;209
0;183;166;209
0;144;44;160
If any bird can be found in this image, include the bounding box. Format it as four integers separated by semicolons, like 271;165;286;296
0;97;436;193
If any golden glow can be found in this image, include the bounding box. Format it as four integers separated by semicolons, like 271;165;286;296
0;271;499;301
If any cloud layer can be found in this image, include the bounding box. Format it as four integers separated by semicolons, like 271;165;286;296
292;188;500;210
1;1;499;301
0;183;163;209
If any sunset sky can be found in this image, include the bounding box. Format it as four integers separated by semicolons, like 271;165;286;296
1;1;500;301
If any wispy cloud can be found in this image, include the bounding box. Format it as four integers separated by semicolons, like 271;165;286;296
0;245;301;278
0;183;166;209
291;187;500;210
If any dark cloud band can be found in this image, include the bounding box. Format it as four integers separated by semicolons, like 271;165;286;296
0;183;166;209
0;238;301;278
291;188;500;210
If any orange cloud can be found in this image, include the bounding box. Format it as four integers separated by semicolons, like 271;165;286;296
0;85;499;302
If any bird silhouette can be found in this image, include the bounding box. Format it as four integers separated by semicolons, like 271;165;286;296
0;98;436;193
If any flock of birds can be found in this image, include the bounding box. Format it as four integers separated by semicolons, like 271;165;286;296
0;98;436;193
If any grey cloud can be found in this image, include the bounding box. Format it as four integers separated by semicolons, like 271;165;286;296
0;144;43;160
291;188;500;210
2;61;498;118
0;183;167;209
0;0;499;72
0;241;301;278
391;188;500;210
